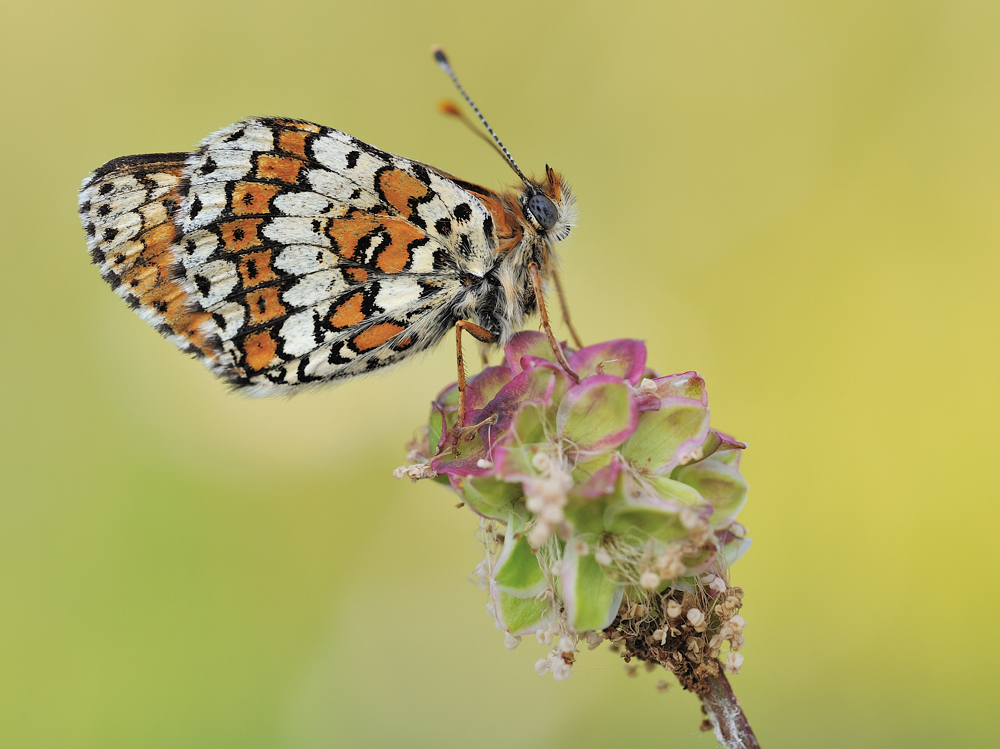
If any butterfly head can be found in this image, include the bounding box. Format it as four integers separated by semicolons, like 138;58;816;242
432;49;576;245
522;166;576;243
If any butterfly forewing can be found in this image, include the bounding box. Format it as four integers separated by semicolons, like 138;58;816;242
80;117;507;394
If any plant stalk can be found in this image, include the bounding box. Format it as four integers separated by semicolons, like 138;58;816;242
699;666;760;748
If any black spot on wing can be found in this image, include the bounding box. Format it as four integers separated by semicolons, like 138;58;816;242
454;203;472;222
194;274;211;296
457;233;473;259
327;341;353;366
482;215;494;244
352;137;390;161
418;278;445;297
411;164;431;185
294;357;317;384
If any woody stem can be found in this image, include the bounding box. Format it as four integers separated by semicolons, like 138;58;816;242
699;667;760;749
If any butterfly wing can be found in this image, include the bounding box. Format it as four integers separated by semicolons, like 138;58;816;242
78;152;223;368
80;117;505;394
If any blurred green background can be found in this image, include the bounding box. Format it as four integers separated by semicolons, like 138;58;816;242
2;1;997;746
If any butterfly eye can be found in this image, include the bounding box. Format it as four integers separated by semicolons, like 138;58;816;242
526;194;558;231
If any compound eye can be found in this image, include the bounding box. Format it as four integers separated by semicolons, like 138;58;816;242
526;193;558;231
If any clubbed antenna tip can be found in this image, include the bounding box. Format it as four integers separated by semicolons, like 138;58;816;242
431;45;449;68
437;100;462;117
428;44;530;187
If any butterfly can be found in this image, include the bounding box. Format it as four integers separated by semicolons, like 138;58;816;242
78;48;581;427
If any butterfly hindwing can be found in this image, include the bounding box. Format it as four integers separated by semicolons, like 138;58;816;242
78;153;224;370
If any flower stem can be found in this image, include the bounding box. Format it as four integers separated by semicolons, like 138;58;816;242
699;666;760;749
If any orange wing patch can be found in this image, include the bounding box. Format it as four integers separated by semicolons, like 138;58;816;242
245;287;287;326
137;223;176;261
277;130;308;158
353;322;405;351
231;182;280;216
375;217;425;273
220;219;263;253
257;154;303;183
242;329;279;371
238;249;279;288
328;211;380;260
330;292;365;328
377;168;430;218
328;212;424;272
345;267;368;284
118;257;162;298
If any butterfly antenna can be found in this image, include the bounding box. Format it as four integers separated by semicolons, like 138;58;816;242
438;100;508;161
432;46;530;186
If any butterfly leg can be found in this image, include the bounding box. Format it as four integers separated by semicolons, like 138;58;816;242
552;267;584;349
529;262;580;383
454;320;496;428
434;320;500;457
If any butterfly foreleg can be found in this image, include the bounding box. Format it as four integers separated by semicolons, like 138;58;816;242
528;263;580;383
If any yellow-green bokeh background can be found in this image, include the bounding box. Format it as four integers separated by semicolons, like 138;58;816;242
2;1;998;746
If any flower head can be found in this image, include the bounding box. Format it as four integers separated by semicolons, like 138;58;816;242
398;332;751;684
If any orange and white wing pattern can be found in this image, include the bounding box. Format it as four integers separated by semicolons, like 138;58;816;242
79;117;521;394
